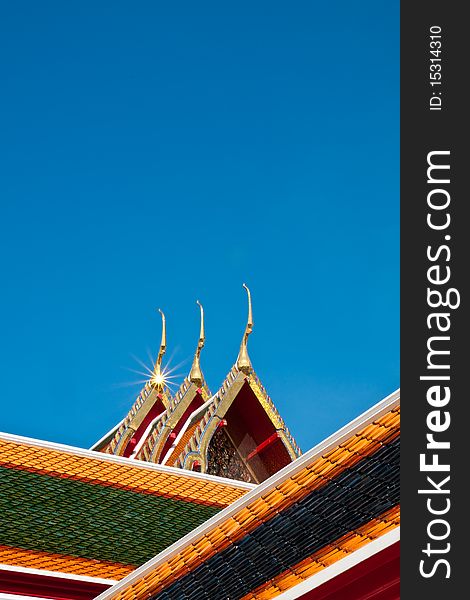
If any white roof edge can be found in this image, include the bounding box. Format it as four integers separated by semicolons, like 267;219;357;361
130;410;166;458
275;527;400;600
161;394;216;465
0;431;255;491
0;562;117;585
95;388;400;599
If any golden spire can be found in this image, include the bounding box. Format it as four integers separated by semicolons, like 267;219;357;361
189;300;205;386
237;283;253;374
152;308;167;391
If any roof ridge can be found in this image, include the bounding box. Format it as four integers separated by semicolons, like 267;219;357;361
0;431;255;490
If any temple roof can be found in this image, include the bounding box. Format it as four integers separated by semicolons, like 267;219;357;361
92;309;174;458
93;287;301;483
0;291;398;599
133;376;211;463
167;364;301;480
0;432;253;585
95;389;400;600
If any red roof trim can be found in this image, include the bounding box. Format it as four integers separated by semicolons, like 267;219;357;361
0;568;112;600
295;542;399;600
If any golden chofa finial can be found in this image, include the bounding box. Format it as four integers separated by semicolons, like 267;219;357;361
152;308;167;390
237;283;253;374
189;300;205;386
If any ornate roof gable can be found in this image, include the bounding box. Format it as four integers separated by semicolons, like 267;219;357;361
93;287;301;484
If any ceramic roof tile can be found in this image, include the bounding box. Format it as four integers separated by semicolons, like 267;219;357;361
0;436;249;507
99;392;400;600
0;433;251;579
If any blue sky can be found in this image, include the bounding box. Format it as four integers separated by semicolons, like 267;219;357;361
0;1;398;452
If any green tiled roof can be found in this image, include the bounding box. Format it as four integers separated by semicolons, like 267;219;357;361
0;466;219;566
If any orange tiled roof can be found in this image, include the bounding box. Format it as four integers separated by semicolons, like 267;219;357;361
0;433;252;580
96;390;400;600
0;435;249;507
0;545;133;581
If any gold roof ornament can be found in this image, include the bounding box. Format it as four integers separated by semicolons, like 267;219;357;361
189;300;205;386
152;308;167;391
237;283;253;374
